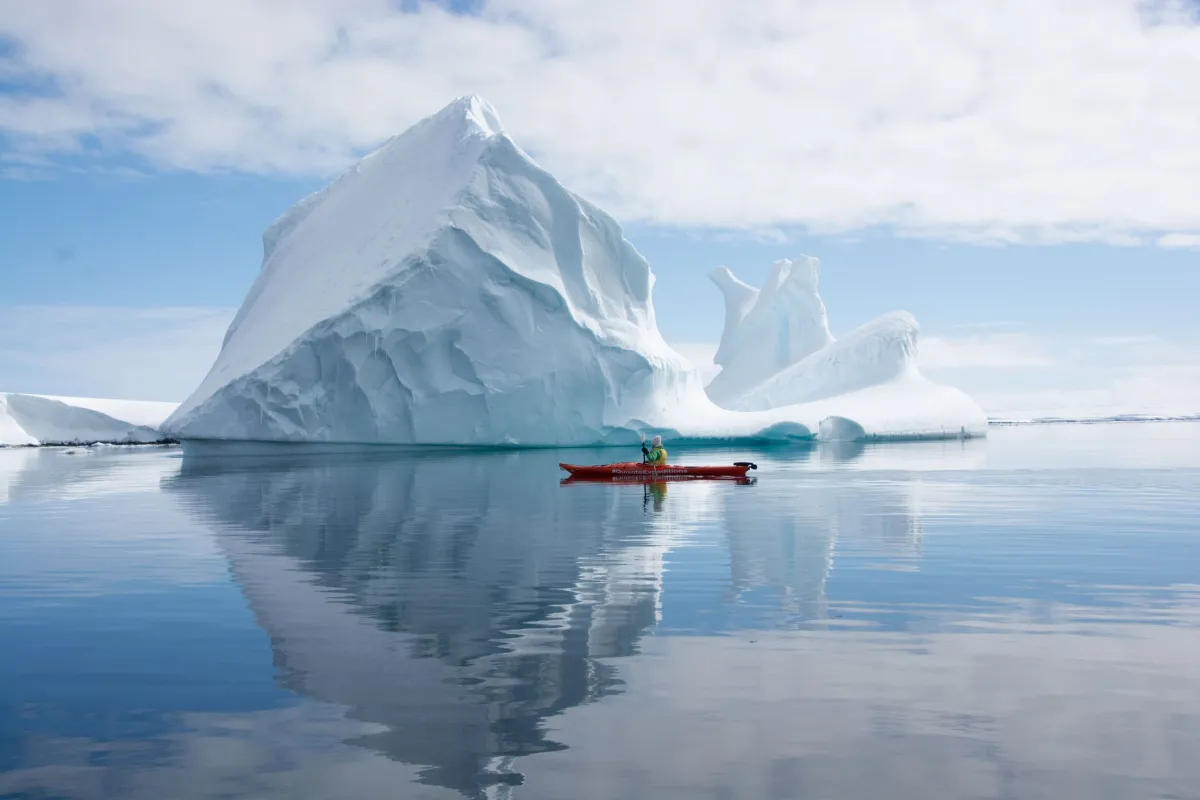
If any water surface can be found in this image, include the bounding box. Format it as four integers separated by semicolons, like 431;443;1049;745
2;423;1199;799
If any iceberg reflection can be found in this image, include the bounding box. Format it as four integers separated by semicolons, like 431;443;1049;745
165;445;948;796
166;449;694;796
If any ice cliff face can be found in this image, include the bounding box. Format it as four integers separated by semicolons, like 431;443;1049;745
164;96;695;446
164;95;987;447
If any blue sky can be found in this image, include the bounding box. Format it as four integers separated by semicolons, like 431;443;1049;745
2;0;1199;415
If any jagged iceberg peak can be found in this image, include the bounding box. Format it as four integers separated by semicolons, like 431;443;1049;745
707;255;835;405
449;93;506;137
164;95;689;446
365;94;507;164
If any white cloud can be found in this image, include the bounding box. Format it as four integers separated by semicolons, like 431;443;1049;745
919;333;1056;368
948;321;1023;331
1158;233;1200;249
963;364;1200;420
0;305;234;401
920;331;1200;419
1084;334;1162;346
3;0;1200;242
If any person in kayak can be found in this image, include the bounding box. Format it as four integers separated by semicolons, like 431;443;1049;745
642;435;668;466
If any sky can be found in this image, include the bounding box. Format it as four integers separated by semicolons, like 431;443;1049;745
1;0;1199;418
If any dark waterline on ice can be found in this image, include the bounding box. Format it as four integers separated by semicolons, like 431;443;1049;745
2;422;1199;799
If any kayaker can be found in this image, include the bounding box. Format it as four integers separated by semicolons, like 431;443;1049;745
642;435;668;466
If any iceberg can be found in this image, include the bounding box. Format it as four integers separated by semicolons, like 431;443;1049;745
728;311;919;411
164;96;702;446
706;257;834;407
163;95;986;447
705;261;985;439
0;393;176;446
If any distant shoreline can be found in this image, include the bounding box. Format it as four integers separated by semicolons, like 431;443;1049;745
0;440;179;450
988;415;1200;426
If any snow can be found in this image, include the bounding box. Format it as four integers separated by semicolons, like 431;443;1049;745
703;260;986;438
727;311;919;411
31;395;178;429
707;257;834;406
164;95;987;447
0;393;176;446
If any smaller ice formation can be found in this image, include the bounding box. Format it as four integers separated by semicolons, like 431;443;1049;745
0;393;175;446
707;257;833;406
703;259;986;439
729;311;917;411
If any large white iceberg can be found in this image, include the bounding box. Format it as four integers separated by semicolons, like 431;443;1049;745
0;393;175;446
164;95;986;447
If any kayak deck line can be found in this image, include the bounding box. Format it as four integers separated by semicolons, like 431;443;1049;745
558;461;758;480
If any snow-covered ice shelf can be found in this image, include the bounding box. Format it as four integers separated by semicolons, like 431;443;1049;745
0;393;178;447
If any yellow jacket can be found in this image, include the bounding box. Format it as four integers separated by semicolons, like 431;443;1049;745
646;445;668;465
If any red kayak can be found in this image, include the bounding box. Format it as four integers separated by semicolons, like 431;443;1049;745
559;461;757;481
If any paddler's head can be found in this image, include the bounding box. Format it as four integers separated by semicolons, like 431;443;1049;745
652;435;662;447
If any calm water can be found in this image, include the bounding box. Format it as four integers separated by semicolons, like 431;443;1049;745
2;423;1199;800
